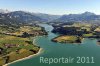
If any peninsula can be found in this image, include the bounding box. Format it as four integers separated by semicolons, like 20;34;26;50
52;22;100;43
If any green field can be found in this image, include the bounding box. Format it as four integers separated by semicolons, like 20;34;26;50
83;33;93;37
0;25;44;65
52;35;83;43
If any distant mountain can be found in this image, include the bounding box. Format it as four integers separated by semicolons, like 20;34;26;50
32;13;61;21
0;11;46;25
0;9;100;25
0;10;61;25
0;9;10;14
6;11;46;22
53;12;100;23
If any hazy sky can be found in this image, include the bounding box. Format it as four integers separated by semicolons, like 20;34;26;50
0;0;100;15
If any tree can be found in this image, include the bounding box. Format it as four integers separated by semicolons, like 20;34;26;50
22;32;30;38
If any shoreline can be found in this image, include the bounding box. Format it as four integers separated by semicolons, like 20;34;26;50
3;48;43;66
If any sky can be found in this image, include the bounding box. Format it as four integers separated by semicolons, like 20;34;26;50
0;0;100;15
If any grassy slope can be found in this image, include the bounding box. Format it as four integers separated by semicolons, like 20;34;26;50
0;25;43;65
53;35;83;43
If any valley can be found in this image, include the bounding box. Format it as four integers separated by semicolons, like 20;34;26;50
0;9;99;66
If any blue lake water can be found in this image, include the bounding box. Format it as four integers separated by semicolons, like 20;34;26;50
9;24;100;66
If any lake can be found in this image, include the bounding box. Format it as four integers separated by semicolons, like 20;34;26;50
9;24;100;66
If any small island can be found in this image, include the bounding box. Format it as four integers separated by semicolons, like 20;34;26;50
52;35;83;43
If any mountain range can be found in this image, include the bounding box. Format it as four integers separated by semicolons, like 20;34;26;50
53;12;100;23
0;9;100;25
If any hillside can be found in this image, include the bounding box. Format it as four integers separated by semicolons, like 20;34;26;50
52;12;100;24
